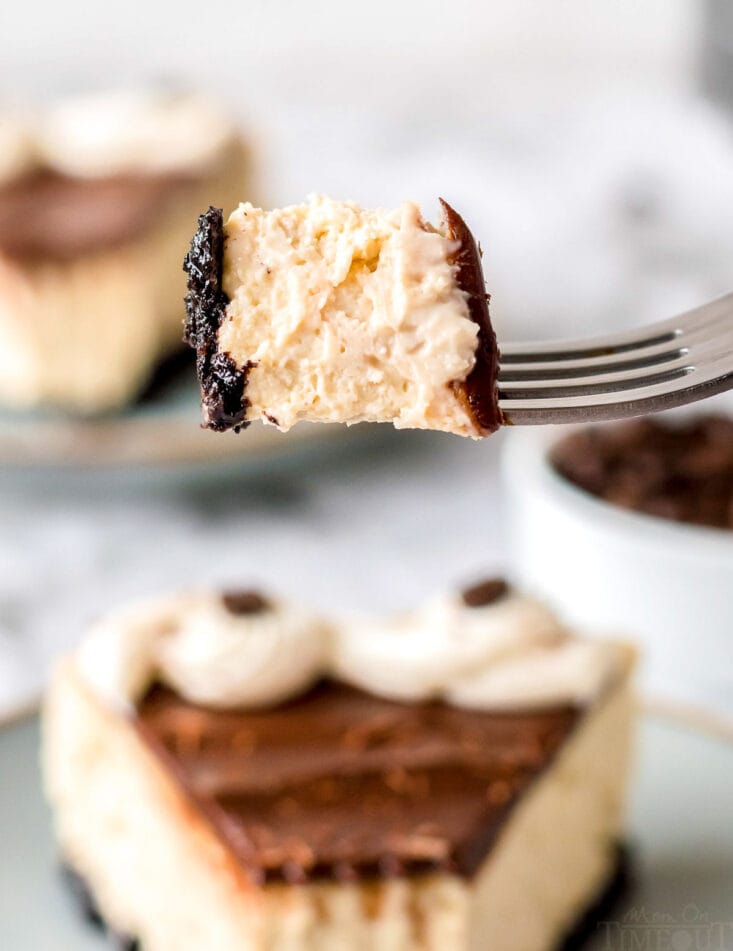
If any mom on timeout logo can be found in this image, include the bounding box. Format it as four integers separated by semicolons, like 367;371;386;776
598;904;733;950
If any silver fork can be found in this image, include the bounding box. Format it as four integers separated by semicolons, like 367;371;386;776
498;291;733;424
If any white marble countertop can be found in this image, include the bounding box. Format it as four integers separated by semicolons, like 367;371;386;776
0;428;508;718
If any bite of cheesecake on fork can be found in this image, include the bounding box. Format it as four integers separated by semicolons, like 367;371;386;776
184;196;733;437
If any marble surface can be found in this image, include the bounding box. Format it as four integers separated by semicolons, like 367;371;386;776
0;428;507;719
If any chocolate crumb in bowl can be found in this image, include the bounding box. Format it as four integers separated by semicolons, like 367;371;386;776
461;578;510;608
221;590;271;615
551;415;733;530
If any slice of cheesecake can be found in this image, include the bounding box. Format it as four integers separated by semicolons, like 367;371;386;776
43;584;634;951
0;91;253;413
184;196;501;436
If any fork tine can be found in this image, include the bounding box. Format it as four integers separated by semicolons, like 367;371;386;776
498;353;695;397
499;290;733;363
498;338;687;381
498;347;733;425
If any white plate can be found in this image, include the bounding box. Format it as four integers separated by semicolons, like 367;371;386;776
0;358;353;470
0;709;731;949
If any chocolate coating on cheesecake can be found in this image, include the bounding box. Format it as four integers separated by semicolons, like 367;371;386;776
0;169;192;262
440;199;502;435
183;207;251;432
461;577;510;608
135;680;580;885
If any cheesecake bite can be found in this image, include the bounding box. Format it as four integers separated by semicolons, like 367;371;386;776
43;581;634;951
0;91;253;412
184;196;501;436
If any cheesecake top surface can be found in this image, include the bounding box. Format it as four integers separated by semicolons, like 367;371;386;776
0;169;194;261
135;678;581;884
0;91;239;262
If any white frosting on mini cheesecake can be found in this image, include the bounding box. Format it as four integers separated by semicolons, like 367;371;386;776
76;591;330;712
74;586;621;713
333;590;620;708
0;116;37;185
38;90;236;179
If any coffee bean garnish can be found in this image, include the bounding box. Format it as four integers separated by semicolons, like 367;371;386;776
461;578;510;608
222;590;271;616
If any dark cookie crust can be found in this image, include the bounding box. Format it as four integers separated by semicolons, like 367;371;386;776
440;199;503;435
61;864;139;950
183;207;251;432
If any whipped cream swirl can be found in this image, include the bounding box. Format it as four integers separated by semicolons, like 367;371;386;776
76;590;330;712
0;116;37;185
333;587;620;709
38;90;237;178
0;90;237;185
75;583;621;713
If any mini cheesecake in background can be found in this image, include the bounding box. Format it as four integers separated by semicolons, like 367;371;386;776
0;90;254;413
43;579;635;951
184;196;501;437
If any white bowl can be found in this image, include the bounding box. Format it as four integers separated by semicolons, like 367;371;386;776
502;426;733;716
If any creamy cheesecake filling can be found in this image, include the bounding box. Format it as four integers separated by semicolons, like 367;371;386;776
220;197;479;434
184;198;502;437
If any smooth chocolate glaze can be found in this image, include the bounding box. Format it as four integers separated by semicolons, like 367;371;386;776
183;206;251;433
135;680;580;885
0;169;192;262
440;199;503;435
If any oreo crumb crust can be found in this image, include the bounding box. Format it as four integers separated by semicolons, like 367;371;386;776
183;207;251;433
440;199;503;435
61;864;139;950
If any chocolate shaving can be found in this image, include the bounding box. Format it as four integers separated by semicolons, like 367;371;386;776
222;590;271;616
183;207;251;432
440;198;502;435
551;415;733;530
461;578;510;608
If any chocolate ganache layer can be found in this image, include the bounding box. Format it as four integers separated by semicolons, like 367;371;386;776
135;679;580;885
440;199;502;436
0;169;195;262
